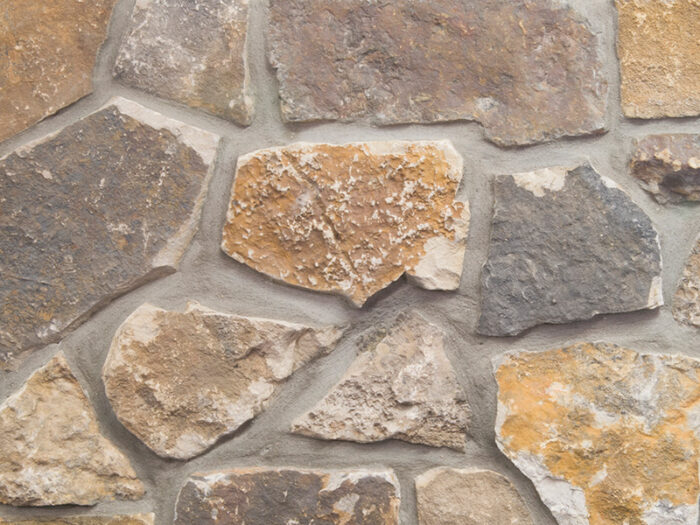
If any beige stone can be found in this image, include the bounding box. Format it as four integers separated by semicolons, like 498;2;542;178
0;515;154;525
674;236;700;328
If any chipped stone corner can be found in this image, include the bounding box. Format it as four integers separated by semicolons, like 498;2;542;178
510;166;570;197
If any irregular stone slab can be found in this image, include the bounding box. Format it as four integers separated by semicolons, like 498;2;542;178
617;0;700;118
0;515;154;525
674;236;700;328
0;0;117;142
0;97;218;369
222;141;468;306
175;468;400;525
268;0;607;146
416;468;533;525
103;302;342;459
630;135;700;203
114;0;252;125
292;311;470;450
0;353;143;506
478;164;662;336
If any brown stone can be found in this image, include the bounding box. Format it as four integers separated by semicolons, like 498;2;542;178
268;0;607;146
221;141;468;306
674;236;700;328
0;0;117;142
0;515;154;525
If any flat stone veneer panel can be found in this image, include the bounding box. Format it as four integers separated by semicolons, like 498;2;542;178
674;236;700;328
0;515;154;525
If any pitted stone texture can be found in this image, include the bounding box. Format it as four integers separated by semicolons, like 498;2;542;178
0;353;143;506
114;0;252;125
0;0;117;142
674;236;700;328
292;311;470;450
495;343;700;525
0;515;154;525
416;468;533;525
0;98;218;369
175;468;400;525
221;141;468;306
268;0;607;147
617;0;700;118
103;302;342;459
478;165;662;336
630;135;700;203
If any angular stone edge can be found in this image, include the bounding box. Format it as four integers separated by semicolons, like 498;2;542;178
0;514;155;524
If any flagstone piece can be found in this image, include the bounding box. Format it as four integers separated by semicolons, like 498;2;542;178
674;236;700;328
0;515;154;525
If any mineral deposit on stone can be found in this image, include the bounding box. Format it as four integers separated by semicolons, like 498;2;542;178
495;342;700;525
221;141;469;306
114;0;252;124
292;311;470;450
674;236;700;328
416;468;533;525
0;354;143;506
175;468;400;525
0;97;218;369
0;0;117;142
478;165;662;336
268;0;607;146
0;515;154;525
617;0;700;118
103;302;342;459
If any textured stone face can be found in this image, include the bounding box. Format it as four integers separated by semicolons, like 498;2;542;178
416;468;533;525
478;165;662;336
617;0;700;118
674;236;700;328
0;354;143;506
0;515;154;525
0;98;218;369
495;343;700;525
292;311;470;450
267;0;607;147
114;0;252;124
103;302;342;459
175;468;400;525
222;141;468;306
0;0;117;142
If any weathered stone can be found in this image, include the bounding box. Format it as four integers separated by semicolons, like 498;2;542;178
478;164;662;336
0;515;154;525
674;236;700;328
630;135;700;203
495;342;700;525
175;468;400;525
617;0;700;119
267;0;607;147
0;0;117;142
0;353;143;506
0;98;218;369
292;311;470;450
114;0;252;125
416;468;533;525
222;141;468;306
103;302;342;459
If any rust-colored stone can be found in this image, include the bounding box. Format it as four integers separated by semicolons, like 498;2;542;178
0;515;154;525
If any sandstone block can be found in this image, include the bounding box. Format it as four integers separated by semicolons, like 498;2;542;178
0;515;154;525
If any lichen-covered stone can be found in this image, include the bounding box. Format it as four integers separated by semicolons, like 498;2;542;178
292;311;470;450
0;98;218;369
674;236;700;328
617;0;700;118
478;165;662;336
114;0;252;125
175;468;400;525
268;0;607;147
0;515;154;525
416;468;533;525
0;0;117;142
103;302;342;459
495;342;700;525
221;141;468;306
0;354;143;506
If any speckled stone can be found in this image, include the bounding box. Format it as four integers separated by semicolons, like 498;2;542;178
674;236;700;328
0;515;154;525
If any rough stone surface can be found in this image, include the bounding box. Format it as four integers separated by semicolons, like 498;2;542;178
617;0;700;119
0;515;154;525
495;342;700;525
114;0;252;125
221;141;468;306
267;0;607;147
292;311;470;450
174;468;400;525
630;135;700;204
674;236;700;328
415;468;533;525
103;302;342;459
0;353;144;506
0;97;218;369
478;164;663;336
0;0;117;143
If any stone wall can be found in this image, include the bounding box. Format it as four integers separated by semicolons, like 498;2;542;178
1;0;699;524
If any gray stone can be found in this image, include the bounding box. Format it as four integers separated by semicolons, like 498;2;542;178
673;236;700;328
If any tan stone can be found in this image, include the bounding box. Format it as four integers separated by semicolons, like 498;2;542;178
674;236;700;328
0;354;143;506
0;515;154;525
221;141;469;306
